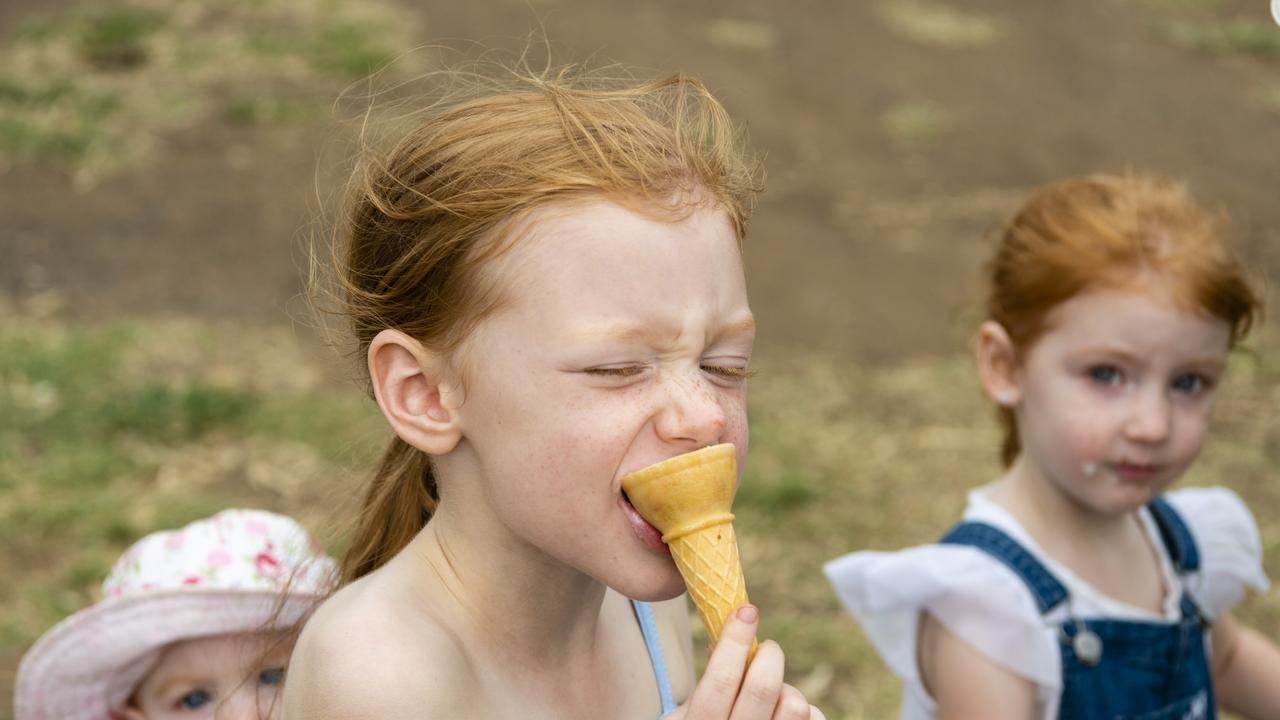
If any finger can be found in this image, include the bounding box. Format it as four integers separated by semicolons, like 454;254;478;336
728;640;786;720
769;684;810;720
809;705;827;720
683;604;761;718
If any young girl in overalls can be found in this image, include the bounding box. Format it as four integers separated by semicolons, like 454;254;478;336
825;174;1280;719
14;509;335;719
281;68;825;720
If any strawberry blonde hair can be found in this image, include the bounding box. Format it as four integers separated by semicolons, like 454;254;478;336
986;173;1262;466
323;66;760;583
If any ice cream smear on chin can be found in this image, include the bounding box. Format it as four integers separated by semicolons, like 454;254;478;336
621;443;756;655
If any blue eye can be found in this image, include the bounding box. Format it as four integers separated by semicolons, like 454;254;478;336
178;689;212;710
1172;373;1207;393
260;667;285;686
1088;365;1122;385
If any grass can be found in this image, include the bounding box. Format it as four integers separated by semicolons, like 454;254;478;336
76;8;167;69
0;0;418;184
882;99;949;149
1140;0;1280;55
877;0;1005;49
0;316;385;715
705;19;779;51
1167;19;1280;54
2;313;1278;718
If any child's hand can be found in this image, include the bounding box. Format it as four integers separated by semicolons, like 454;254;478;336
671;605;826;720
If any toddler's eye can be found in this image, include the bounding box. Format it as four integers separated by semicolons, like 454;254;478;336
1171;373;1209;394
701;364;756;381
259;667;285;686
1087;365;1122;385
178;689;212;710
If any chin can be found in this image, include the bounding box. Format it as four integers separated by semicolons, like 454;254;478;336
609;562;688;602
1091;486;1160;515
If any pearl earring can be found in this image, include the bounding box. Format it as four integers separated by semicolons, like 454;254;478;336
996;390;1016;406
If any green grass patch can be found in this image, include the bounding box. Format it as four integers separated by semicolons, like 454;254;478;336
226;94;317;125
1168;19;1280;54
307;22;397;79
877;0;1004;48
76;7;167;69
883;99;949;148
0;316;383;707
0;0;417;179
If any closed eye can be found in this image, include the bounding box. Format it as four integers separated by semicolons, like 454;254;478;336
584;366;646;378
701;364;756;380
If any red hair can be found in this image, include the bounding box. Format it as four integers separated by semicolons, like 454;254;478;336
986;173;1262;466
323;69;760;583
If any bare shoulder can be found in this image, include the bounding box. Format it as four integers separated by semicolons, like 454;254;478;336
917;611;1036;720
283;576;477;719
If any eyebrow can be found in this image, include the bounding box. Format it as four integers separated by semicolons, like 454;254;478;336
568;315;756;348
1074;346;1227;370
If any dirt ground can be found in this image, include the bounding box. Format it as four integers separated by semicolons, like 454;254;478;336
4;0;1278;362
3;0;1280;716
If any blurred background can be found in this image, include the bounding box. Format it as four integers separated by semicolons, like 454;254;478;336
2;0;1279;717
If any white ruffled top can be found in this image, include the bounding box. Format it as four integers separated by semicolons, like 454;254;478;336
823;486;1270;720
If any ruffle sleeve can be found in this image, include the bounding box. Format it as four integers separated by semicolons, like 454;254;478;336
824;544;1062;692
1165;486;1270;618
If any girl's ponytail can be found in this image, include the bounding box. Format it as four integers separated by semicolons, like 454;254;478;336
340;436;438;583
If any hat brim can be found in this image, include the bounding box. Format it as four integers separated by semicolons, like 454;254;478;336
15;589;322;720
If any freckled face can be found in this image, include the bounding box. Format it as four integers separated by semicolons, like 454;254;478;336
447;199;753;600
1012;283;1231;514
126;632;291;720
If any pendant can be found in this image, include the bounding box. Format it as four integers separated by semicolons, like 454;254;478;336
1072;628;1104;666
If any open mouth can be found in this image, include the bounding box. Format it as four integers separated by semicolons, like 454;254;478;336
621;489;669;553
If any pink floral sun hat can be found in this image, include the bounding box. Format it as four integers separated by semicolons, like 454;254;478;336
14;509;337;720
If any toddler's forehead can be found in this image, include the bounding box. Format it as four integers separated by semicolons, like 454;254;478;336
144;631;292;682
1034;282;1231;352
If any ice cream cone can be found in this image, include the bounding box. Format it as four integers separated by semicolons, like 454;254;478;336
622;444;755;655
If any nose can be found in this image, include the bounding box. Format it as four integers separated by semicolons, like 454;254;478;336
654;370;728;448
1123;387;1171;444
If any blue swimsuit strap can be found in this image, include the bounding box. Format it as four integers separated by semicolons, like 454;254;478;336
631;599;678;716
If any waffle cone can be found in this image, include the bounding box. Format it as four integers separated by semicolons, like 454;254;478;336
622;444;755;654
668;521;749;647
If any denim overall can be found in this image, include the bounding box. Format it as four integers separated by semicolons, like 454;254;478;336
940;497;1215;720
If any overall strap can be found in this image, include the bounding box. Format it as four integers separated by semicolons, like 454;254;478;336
631;599;678;716
940;522;1069;614
1147;496;1201;573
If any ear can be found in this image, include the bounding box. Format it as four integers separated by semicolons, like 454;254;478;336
368;329;464;455
975;321;1021;407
